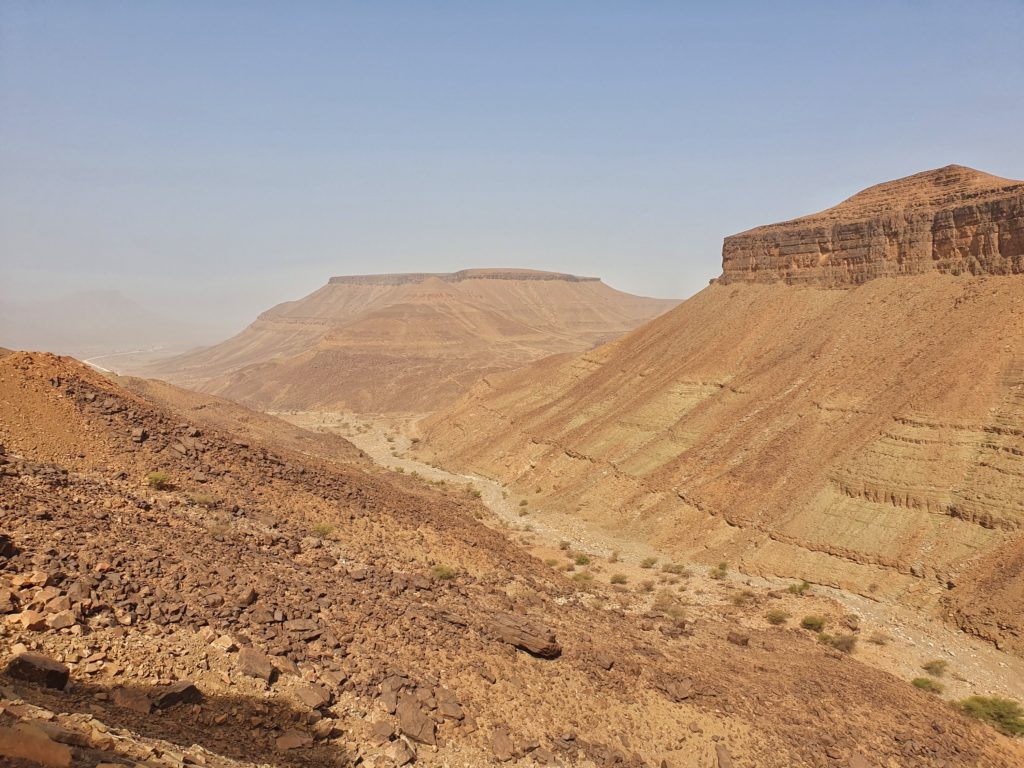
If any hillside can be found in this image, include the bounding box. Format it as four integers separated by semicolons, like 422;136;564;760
141;269;678;415
7;352;1023;766
421;167;1024;656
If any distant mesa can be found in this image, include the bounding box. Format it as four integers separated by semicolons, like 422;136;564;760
328;268;601;285
141;268;678;414
721;164;1024;287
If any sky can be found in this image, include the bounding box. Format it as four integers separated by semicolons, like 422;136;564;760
2;1;1023;352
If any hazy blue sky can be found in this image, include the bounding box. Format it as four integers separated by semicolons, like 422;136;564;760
3;1;1023;348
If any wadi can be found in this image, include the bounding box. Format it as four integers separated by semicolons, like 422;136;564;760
2;165;1024;768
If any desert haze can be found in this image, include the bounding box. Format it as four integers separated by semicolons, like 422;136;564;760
3;5;1024;767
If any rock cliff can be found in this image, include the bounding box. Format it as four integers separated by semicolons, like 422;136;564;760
721;165;1024;286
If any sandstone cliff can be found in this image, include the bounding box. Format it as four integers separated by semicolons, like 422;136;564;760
721;165;1024;286
422;167;1024;656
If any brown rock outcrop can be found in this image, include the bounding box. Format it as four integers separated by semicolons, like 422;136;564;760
721;165;1024;287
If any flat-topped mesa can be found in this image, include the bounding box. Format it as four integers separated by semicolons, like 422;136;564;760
720;165;1024;287
329;268;600;286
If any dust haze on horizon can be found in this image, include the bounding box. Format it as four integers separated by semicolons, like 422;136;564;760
2;1;1023;356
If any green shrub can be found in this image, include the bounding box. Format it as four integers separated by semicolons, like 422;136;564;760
610;573;628;585
661;562;690;576
912;677;944;694
800;615;827;632
146;471;170;490
574;554;591;566
766;609;790;626
543;558;559;568
431;565;456;581
787;580;812;595
571;571;593;585
640;557;658;569
922;659;948;677
957;696;1024;736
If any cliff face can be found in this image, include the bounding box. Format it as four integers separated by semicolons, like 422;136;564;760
721;165;1024;286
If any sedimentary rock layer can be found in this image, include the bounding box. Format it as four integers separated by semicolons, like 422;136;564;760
721;165;1024;286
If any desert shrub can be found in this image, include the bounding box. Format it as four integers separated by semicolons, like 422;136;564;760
469;488;482;499
431;565;456;581
640;557;658;569
661;562;690;576
518;508;529;517
610;573;628;585
563;563;575;572
820;633;857;653
639;579;656;593
558;540;571;551
146;471;170;490
190;493;218;508
519;499;528;507
311;522;335;537
868;631;890;646
574;554;591;566
800;615;827;632
652;589;686;620
544;558;559;567
912;677;944;694
787;580;812;595
572;571;593;585
730;590;756;606
709;562;728;580
957;696;1024;736
766;609;790;626
922;659;948;677
608;550;620;563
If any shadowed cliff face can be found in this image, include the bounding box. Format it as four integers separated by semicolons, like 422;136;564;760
721;165;1024;286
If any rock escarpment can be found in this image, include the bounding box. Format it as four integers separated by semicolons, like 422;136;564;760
721;165;1024;286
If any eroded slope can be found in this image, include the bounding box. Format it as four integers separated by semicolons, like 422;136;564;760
3;352;1022;766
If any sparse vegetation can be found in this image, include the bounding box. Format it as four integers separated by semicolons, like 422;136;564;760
431;565;456;581
559;540;571;551
146;471;170;490
572;571;593;585
922;659;948;677
766;609;790;625
608;550;620;563
661;562;690;576
189;492;218;508
574;554;591;566
640;556;658;569
709;561;728;580
819;633;857;653
639;579;655;593
800;615;827;632
868;631;890;646
957;696;1024;736
544;558;559;567
610;573;628;585
519;499;528;507
730;589;756;606
787;580;812;595
312;522;335;538
912;677;944;694
651;589;686;620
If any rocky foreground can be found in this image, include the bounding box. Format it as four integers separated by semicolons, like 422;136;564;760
2;350;1023;767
